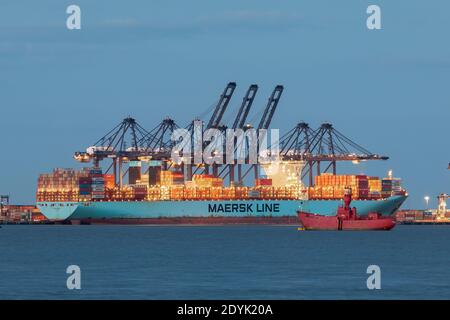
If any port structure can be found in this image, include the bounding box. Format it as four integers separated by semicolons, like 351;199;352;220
278;122;388;186
138;117;183;179
232;85;258;130
182;82;237;179
72;83;390;189
0;195;9;217
155;83;283;185
139;117;180;156
74;117;152;187
430;165;449;218
437;193;449;216
216;84;259;185
188;84;283;185
236;85;284;183
206;82;237;130
203;82;237;177
73;83;238;187
228;84;259;185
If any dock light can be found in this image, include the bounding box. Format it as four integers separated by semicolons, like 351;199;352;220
424;196;430;208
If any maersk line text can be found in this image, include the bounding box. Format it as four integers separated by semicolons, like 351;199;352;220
208;203;280;213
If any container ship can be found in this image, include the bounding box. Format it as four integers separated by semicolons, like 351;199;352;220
35;83;408;224
36;165;407;225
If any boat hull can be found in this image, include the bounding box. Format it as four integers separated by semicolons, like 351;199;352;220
298;212;396;231
37;195;407;225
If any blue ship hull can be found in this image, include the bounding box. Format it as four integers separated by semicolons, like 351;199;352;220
37;195;407;224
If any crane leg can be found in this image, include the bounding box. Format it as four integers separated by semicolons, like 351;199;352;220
238;164;242;185
113;158;117;186
119;157;123;190
187;165;193;181
229;164;235;186
212;164;219;177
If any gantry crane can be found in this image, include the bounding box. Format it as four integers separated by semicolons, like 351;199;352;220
205;82;236;176
437;164;450;216
257;85;284;130
217;84;259;184
238;85;284;182
232;84;258;130
437;193;449;215
206;82;237;130
278;122;388;186
140;117;179;154
279;122;315;157
71;83;396;191
74;117;150;187
182;82;237;178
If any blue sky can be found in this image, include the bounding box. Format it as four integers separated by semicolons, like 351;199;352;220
0;0;448;208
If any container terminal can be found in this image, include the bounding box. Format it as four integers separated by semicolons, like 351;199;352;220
396;164;449;225
0;195;46;224
11;83;410;224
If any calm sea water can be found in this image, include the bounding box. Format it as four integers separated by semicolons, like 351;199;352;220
0;224;449;300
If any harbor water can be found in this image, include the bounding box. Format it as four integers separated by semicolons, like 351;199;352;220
0;225;449;299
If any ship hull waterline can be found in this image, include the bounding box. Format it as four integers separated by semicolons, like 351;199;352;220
37;196;407;225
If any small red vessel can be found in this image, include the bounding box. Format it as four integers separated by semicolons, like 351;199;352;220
298;188;396;231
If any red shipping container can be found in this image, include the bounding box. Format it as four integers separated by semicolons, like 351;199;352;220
255;178;272;186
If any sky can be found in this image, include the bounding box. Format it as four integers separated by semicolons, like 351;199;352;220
0;0;448;208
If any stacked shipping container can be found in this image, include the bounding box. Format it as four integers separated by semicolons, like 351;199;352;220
37;168;116;202
160;170;184;186
192;174;223;187
38;168;403;203
90;168;105;200
381;178;405;197
309;174;401;200
36;168;90;202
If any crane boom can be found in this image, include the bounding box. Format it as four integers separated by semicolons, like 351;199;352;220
220;84;258;182
258;85;283;129
232;84;258;129
207;82;237;129
235;85;284;183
